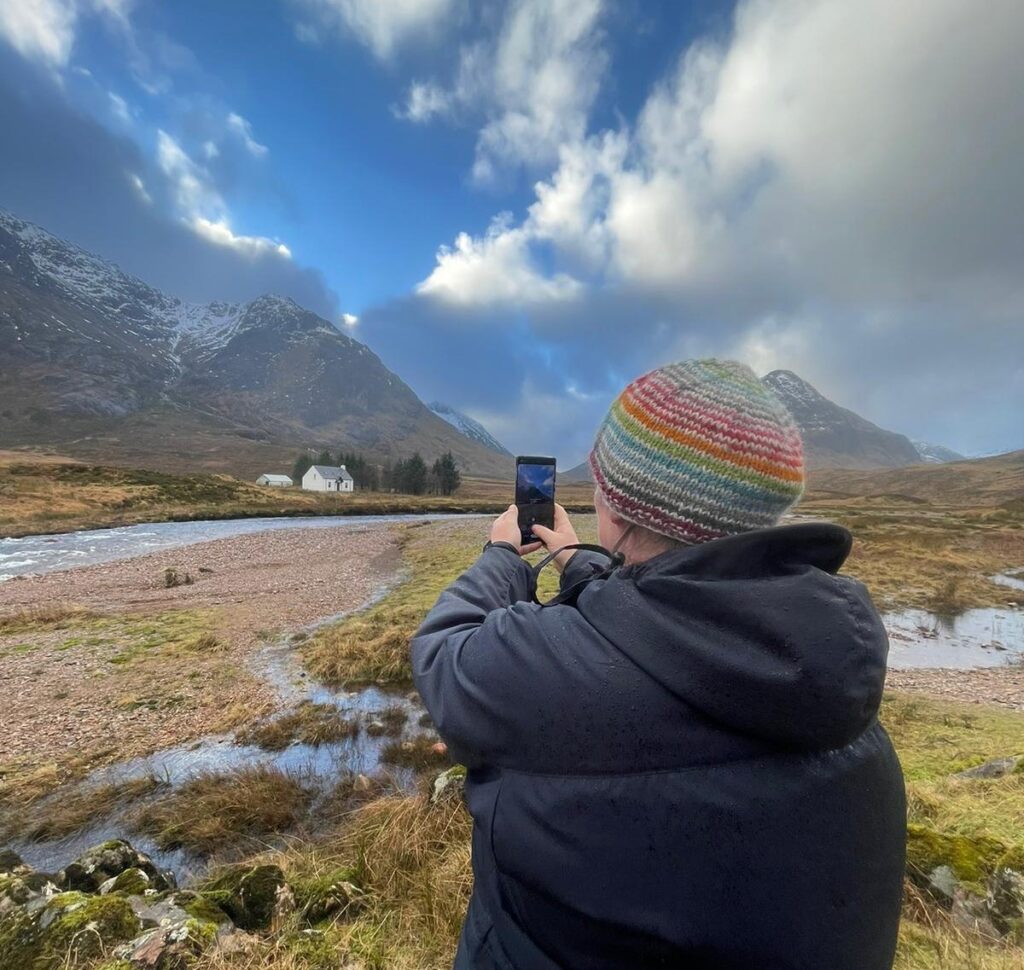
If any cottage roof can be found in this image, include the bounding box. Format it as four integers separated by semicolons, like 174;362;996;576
258;473;292;484
309;465;354;482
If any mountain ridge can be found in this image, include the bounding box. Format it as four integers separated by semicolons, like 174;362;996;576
0;209;512;478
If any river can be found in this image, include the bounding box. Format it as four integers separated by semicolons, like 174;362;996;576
0;513;484;582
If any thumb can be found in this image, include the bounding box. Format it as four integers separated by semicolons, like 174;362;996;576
532;524;555;539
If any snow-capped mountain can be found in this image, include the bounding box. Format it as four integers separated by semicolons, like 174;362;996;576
912;440;964;464
761;370;924;468
0;209;512;477
429;402;511;456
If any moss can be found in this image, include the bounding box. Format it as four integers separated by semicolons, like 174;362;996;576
0;890;141;969
103;867;150;896
905;824;1024;889
177;892;230;926
291;867;365;923
200;864;286;930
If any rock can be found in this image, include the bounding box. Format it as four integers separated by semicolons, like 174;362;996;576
365;720;387;737
199;864;288;931
0;890;142;969
926;865;959;905
59;840;175;894
0;849;24;874
352;773;374;793
987;868;1024;939
954;756;1023;780
100;867;154;896
951;887;1000;941
430;765;467;805
293;869;365;924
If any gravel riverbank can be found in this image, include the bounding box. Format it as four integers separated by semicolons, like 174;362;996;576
0;524;401;785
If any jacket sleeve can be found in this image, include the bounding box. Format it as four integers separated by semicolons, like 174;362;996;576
411;544;590;769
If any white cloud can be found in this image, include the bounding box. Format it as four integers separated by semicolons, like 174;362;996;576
0;0;133;68
397;0;607;182
341;312;359;326
226;112;268;158
417;213;583;306
107;90;130;122
155;130;291;260
202;140;219;160
127;172;151;204
0;0;78;67
396;81;450;123
191;217;291;259
291;0;459;60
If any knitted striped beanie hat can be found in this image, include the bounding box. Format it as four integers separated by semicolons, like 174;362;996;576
589;359;805;544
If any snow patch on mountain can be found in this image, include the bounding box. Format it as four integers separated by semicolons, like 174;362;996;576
429;402;511;456
912;440;964;464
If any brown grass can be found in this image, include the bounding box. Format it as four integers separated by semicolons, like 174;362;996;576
133;765;314;855
0;603;96;634
4;773;167;842
380;735;450;772
237;702;360;751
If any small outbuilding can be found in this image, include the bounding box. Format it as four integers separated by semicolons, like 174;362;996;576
302;465;355;492
256;473;293;487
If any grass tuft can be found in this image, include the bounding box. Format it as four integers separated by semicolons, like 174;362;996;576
237;702;360;751
133;765;314;855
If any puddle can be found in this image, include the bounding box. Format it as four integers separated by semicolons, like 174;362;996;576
992;569;1024;593
10;580;434;884
885;605;1024;669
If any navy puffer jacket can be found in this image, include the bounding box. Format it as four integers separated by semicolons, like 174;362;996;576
411;522;906;970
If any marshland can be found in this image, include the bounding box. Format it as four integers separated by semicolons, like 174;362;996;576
1;467;1023;968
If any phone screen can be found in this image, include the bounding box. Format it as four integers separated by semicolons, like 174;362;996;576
515;457;556;542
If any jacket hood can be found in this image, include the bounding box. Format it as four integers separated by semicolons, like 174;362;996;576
579;522;889;751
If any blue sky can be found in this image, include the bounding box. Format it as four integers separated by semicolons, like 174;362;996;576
0;0;1021;465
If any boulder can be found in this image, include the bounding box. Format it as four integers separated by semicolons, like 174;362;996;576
114;892;234;969
0;849;25;874
987;868;1024;940
100;867;155;897
430;765;467;805
954;756;1022;780
0;890;141;969
59;840;175;894
199;864;290;931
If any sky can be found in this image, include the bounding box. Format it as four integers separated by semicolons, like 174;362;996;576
0;0;1021;466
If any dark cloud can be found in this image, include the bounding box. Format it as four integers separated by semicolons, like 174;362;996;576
0;55;338;317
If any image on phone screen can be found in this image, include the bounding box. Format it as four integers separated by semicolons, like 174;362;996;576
515;457;556;543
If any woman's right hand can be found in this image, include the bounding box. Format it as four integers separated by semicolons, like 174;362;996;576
531;504;580;573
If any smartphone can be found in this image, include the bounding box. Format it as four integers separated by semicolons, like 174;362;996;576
515;456;556;544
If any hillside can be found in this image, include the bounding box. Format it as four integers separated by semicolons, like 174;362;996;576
807;449;1024;506
0;210;511;478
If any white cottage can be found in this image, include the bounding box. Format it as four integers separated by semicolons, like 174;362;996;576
302;465;355;492
256;473;293;487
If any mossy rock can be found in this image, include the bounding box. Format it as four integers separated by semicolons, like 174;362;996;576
59;839;174;894
199;864;287;930
906;824;1024;890
291;867;365;923
0;890;141;969
0;850;23;874
99;866;151;896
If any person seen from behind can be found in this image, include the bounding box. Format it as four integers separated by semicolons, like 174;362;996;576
412;359;907;970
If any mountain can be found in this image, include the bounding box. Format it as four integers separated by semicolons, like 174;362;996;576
429;402;511;456
564;369;955;477
912;439;965;464
807;449;1024;506
761;370;922;469
0;210;512;478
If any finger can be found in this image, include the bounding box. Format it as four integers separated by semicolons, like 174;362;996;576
520;541;543;555
531;524;555;541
